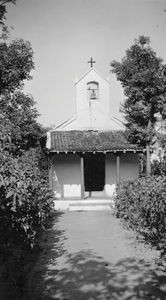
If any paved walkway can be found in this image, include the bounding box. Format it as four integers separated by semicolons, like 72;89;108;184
25;211;166;300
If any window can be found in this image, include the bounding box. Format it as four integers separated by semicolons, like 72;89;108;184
87;81;99;101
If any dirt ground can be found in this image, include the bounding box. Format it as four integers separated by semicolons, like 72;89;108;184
24;211;166;300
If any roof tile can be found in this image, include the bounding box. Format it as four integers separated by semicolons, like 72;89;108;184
48;130;142;152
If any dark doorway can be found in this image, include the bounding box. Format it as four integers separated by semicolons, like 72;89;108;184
84;153;105;191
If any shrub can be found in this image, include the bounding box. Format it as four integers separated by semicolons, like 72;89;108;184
0;147;54;288
151;159;166;176
114;176;166;250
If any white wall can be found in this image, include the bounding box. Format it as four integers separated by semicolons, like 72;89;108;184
57;69;122;131
120;153;139;181
51;154;81;198
75;69;110;121
50;152;139;199
105;153;139;196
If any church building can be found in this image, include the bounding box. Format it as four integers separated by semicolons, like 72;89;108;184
45;59;143;206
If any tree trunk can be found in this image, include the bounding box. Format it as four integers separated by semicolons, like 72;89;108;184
146;144;151;176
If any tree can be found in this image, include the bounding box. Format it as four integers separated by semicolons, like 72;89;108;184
0;3;54;294
0;38;42;153
0;91;42;152
0;0;17;39
0;39;34;94
111;36;166;175
0;1;42;153
0;0;16;21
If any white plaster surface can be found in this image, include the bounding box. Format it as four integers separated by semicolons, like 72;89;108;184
52;154;82;198
51;153;139;199
56;68;123;131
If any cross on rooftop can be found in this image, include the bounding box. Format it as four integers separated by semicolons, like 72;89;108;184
87;57;96;68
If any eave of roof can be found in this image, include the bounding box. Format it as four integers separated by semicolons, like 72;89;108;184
47;130;144;153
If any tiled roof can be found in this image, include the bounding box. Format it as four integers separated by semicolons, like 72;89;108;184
48;130;142;152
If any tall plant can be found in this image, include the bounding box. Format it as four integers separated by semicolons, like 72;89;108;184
111;36;166;174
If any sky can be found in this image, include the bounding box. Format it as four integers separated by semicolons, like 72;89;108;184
6;0;166;127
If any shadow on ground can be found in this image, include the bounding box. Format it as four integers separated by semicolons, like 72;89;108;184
20;211;66;300
24;220;166;300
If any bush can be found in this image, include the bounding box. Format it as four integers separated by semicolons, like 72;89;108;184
151;159;166;176
0;148;54;252
0;147;54;288
114;176;166;250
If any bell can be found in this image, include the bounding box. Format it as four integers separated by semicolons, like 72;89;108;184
90;89;97;99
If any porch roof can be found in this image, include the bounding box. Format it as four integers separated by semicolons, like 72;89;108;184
48;130;144;153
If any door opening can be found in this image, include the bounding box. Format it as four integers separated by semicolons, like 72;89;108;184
84;153;105;192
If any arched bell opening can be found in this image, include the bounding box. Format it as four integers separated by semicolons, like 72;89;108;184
87;81;99;101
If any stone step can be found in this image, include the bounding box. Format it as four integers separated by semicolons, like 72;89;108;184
68;201;114;211
68;204;112;211
54;199;114;211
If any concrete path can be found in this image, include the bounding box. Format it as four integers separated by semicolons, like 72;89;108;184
25;211;166;300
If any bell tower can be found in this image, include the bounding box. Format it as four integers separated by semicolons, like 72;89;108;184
56;59;122;130
73;58;111;129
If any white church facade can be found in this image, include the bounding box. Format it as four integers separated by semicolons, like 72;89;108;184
45;60;143;201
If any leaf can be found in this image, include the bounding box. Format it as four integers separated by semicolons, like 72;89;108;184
6;190;14;198
17;195;23;206
11;194;17;212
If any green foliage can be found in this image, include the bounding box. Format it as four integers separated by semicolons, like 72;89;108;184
151;158;166;176
0;1;16;20
0;147;54;293
0;0;17;39
0;1;55;293
115;176;166;251
0;149;54;256
111;36;166;147
0;38;42;153
0;10;39;154
0;0;51;261
0;39;34;94
0;91;42;152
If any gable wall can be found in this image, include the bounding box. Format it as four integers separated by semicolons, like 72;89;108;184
75;70;110;128
55;68;123;131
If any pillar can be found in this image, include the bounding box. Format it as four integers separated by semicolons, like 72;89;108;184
116;154;120;184
80;156;85;199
